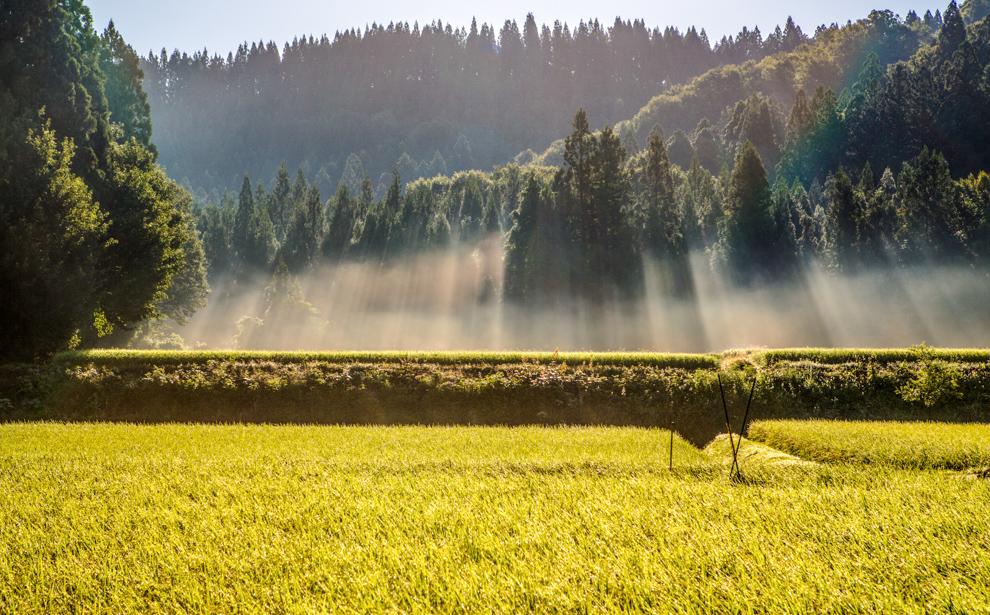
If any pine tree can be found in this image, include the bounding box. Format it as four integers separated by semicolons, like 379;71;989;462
590;125;642;300
322;185;357;261
233;176;255;263
895;148;966;262
824;168;862;271
504;174;543;302
270;163;292;240
785;90;815;145
641;127;693;297
99;21;153;149
938;1;968;56
282;186;324;272
715;141;795;284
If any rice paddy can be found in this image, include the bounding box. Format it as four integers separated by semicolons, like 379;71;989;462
2;422;989;613
749;419;990;470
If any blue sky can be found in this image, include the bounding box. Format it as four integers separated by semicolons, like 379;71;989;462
88;0;940;56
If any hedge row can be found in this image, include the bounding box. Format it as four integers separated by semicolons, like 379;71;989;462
3;350;989;445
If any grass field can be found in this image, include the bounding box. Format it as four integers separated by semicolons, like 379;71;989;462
2;423;990;612
749;420;990;470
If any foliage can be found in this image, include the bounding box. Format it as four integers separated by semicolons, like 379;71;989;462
3;347;988;448
536;10;924;167
0;118;107;359
713;142;798;283
0;0;208;359
754;347;990;365
55;349;722;368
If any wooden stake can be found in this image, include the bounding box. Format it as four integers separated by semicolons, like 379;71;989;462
717;374;740;478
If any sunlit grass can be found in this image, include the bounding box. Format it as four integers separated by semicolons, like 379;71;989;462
1;424;989;612
56;349;721;369
749;420;990;469
753;347;990;365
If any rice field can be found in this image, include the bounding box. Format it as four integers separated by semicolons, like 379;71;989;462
749;419;990;470
2;423;989;613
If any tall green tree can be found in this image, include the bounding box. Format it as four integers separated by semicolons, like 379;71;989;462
715;141;797;284
0;117;107;358
894;148;966;263
322;185;357;261
639;127;693;297
1;1;207;355
99;20;153;149
281;186;324;272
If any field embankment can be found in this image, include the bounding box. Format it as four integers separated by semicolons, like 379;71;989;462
749;420;990;470
2;348;988;444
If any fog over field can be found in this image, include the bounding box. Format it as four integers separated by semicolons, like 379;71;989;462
178;239;990;351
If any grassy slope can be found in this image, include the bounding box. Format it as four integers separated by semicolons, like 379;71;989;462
1;424;988;612
750;419;990;469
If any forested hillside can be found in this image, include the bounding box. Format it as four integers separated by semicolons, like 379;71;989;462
6;0;990;354
142;15;812;196
534;9;932;167
195;2;990;306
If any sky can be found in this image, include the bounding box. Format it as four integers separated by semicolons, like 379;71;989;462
88;0;940;56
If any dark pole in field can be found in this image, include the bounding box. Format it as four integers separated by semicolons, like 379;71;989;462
669;417;675;471
738;376;757;439
717;374;741;478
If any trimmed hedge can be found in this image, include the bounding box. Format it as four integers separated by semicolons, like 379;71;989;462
3;349;989;445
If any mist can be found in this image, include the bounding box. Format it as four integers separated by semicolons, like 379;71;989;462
177;238;990;351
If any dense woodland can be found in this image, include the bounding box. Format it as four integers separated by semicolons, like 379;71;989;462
198;1;990;300
3;0;990;357
143;14;815;196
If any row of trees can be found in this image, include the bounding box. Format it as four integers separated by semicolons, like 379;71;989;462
142;14;817;197
191;2;990;312
197;115;989;315
1;3;208;359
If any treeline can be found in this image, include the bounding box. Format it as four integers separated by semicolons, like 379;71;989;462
143;13;814;196
1;4;208;360
534;9;939;167
198;164;526;282
197;3;990;310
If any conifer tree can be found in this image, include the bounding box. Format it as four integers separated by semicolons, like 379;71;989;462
641;127;693;296
715;141;795;284
99;21;153;149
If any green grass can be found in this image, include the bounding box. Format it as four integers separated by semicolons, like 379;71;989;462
58;347;990;368
55;349;721;369
749;420;990;470
2;424;989;612
750;347;990;366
